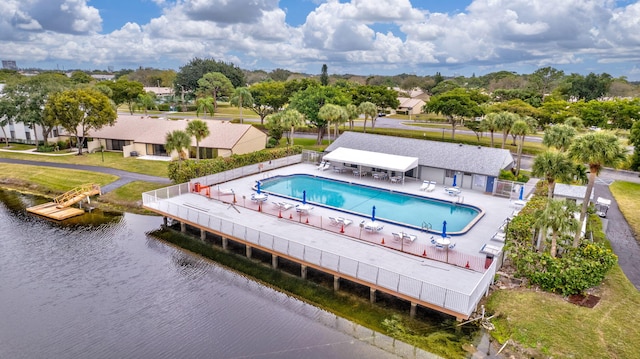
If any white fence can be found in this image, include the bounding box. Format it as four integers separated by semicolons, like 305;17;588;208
143;185;497;318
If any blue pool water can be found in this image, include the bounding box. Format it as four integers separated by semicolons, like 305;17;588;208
259;174;482;234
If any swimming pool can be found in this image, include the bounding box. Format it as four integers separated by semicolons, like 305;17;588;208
259;174;483;234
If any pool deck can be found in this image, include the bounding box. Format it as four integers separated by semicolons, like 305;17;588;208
144;163;523;319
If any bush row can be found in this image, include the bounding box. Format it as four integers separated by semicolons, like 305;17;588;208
167;146;303;183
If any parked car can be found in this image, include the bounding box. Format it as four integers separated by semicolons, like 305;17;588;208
378;112;386;117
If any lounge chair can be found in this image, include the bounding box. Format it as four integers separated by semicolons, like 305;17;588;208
337;217;352;226
279;202;294;211
419;180;430;191
328;216;340;226
316;161;326;170
491;232;506;243
403;234;417;243
218;187;234;195
392;232;402;241
321;162;331;171
426;181;436;192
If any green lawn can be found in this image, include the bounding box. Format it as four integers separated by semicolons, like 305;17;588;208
0;143;37;151
0;163;118;194
610;181;640;237
0;150;169;178
486;180;640;358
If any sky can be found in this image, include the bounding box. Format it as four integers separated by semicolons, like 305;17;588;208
2;0;640;79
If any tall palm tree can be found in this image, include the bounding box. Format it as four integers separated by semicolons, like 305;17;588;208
511;119;531;176
543;124;576;152
481;113;499;147
318;104;347;143
165;130;192;161
532;151;574;199
568;131;627;247
195;97;215;118
230;87;253;124
358;101;377;133
494;111;518;149
345;104;359;130
279;108;305;146
534;199;579;257
185;119;210;160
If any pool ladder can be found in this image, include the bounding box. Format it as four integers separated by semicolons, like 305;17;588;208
421;221;432;232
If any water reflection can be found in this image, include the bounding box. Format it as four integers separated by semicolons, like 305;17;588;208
0;191;402;359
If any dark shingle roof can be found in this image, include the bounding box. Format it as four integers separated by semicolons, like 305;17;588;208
325;132;514;176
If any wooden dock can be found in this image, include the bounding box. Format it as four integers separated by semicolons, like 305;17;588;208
27;184;101;220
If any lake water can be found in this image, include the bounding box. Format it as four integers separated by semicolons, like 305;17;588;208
0;190;402;359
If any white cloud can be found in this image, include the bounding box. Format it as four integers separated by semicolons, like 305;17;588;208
3;0;640;79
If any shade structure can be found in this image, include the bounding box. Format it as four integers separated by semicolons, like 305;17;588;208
452;174;457;187
302;190;306;204
371;205;376;222
441;220;447;238
519;185;524;200
257;181;261;194
322;147;419;173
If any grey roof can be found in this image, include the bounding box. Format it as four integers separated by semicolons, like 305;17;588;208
554;183;594;201
325;132;514;176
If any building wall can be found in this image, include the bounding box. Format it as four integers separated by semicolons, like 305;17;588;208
230;126;267;155
0;122;62;144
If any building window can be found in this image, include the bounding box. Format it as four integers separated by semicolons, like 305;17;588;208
25;132;31;140
52;128;59;137
106;139;130;151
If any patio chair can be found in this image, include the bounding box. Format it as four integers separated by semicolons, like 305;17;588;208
337;217;352;226
392;232;402;241
328;216;340;226
280;202;294;211
218;187;234;195
430;237;437;245
448;243;456;250
419;180;430;191
426;181;436;192
321;162;331;171
316;161;326;170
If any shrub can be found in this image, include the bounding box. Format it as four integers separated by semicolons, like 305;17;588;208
167;146;303;183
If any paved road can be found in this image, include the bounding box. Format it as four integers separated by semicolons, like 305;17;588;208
0;158;171;193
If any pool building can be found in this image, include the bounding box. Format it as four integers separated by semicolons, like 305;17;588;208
143;134;519;320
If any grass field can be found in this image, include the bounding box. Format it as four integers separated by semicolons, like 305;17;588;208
0;163;118;194
610;181;640;238
486;180;640;358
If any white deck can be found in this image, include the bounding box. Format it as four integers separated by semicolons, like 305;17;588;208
143;163;517;318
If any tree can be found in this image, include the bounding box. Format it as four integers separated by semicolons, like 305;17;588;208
135;92;157;115
511;119;532;176
349;84;399;110
345;103;359;130
289;85;350;144
230;87;253;124
185;119;210;160
630;120;640;171
45;88;116;155
534;199;579;257
174;57;245;96
106;78;144;114
532;151;574;199
0;93;19;148
542;124;576;152
248;81;287;124
563;72;612;101
318;104;347;142
320;64;329;86
271;108;305;146
493;112;519;148
568;132;627;246
481;113;499;147
195;97;215;118
563;116;584;130
165;130;192;160
358;101;377;133
70;71;93;84
197;72;234;110
424;89;485;139
528;67;565;96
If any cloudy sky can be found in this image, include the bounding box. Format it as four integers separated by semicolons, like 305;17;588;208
2;0;640;79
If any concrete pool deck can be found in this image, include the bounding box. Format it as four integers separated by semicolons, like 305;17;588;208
143;163;527;319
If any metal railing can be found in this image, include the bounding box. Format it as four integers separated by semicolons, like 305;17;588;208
142;188;497;317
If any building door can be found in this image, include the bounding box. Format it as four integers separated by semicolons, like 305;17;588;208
486;176;495;193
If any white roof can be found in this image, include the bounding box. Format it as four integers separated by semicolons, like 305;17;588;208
322;147;419;173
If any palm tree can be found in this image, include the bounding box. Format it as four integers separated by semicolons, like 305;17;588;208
230;87;253;124
358;101;377;133
135;92;157;115
494;112;518;149
185;119;210;160
165;130;192;161
511;119;531;176
532;151;574;199
534;199;579;257
318;104;347;143
568;131;627;247
279;108;305;146
196;97;215;118
345;104;359;130
543;124;576;152
481;113;499;147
